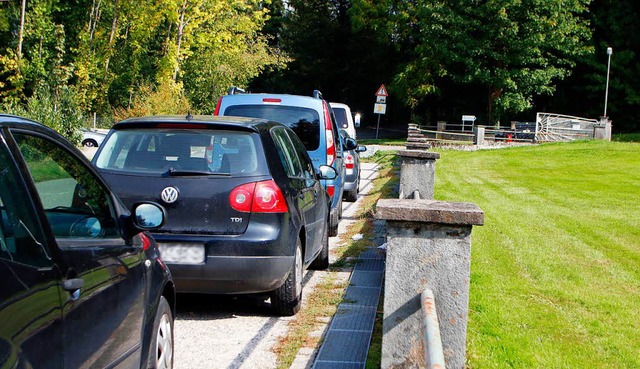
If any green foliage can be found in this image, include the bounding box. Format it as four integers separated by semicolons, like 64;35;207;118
181;0;285;113
0;0;283;122
3;86;85;144
393;0;593;123
112;80;191;120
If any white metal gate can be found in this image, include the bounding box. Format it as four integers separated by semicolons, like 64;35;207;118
535;113;598;142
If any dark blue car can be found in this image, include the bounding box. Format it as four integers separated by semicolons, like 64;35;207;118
0;115;175;369
92;115;337;316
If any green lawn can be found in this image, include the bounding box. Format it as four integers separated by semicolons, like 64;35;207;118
432;141;640;368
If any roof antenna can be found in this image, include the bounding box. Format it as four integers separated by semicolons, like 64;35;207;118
186;111;193;120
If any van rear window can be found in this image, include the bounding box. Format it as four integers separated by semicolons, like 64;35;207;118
333;107;349;130
224;105;320;151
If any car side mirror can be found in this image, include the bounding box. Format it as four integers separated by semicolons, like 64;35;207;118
356;145;367;153
318;165;338;180
354;113;361;127
343;137;357;151
132;202;166;230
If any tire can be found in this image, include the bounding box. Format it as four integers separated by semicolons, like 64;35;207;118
271;240;303;316
82;139;98;147
328;209;339;237
344;189;357;202
148;296;174;369
337;197;343;219
310;222;329;270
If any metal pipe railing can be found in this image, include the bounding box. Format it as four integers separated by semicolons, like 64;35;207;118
421;289;446;369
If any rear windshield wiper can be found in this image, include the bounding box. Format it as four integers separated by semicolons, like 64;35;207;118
164;168;230;177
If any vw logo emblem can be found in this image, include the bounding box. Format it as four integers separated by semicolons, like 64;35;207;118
161;186;179;204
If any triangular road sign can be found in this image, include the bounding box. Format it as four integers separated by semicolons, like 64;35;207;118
375;84;388;97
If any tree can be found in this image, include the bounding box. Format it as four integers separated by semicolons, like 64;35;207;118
180;0;284;112
395;0;593;125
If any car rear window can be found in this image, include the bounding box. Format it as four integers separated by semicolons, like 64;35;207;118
332;107;350;130
95;129;263;175
224;105;320;151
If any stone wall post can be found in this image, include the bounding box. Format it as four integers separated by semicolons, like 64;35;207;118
594;116;612;141
473;125;485;146
376;199;484;369
398;150;440;200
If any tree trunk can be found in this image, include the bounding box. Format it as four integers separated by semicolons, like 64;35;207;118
488;86;502;128
105;0;119;72
173;0;188;81
89;0;103;52
17;0;26;59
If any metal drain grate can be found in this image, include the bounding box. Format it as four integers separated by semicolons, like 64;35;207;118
312;247;385;369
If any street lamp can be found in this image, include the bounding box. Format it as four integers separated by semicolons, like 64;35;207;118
604;46;613;117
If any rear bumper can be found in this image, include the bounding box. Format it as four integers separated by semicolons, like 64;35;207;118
168;255;293;294
151;214;296;294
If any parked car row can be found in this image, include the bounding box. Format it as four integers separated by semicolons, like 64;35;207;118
0;90;365;368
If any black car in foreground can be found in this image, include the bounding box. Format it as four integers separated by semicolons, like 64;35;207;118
0;115;175;369
93;115;337;316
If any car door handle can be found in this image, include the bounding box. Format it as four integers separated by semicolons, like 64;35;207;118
62;278;84;291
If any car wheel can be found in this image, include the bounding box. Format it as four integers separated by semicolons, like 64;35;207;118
148;296;173;369
328;209;339;237
271;239;303;316
310;222;329;270
82;139;98;147
344;189;358;202
337;197;343;219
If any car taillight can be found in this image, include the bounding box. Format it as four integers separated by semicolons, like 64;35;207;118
326;185;335;198
323;101;335;166
263;98;282;103
229;180;288;213
139;232;152;251
213;97;222;115
345;153;354;169
229;182;256;212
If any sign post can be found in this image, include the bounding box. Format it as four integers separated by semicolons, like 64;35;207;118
374;84;388;139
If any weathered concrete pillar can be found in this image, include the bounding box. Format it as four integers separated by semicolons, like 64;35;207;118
473;125;485;146
398;150;440;200
376;199;484;369
594;116;612;141
436;121;447;140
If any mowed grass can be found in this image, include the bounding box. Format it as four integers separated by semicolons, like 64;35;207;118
432;140;640;368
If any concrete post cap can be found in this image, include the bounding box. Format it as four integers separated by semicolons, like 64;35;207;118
398;150;441;160
376;199;484;226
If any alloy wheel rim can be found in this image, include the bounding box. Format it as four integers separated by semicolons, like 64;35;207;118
295;246;302;297
156;313;173;369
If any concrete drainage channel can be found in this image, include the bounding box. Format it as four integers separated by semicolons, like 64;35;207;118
289;161;383;369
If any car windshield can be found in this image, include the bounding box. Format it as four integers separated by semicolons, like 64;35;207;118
224;105;320;151
95;129;260;175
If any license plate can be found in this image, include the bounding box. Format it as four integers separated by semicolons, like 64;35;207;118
158;243;205;264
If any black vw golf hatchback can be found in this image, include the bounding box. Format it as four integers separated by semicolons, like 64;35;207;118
93;115;336;316
0;115;175;369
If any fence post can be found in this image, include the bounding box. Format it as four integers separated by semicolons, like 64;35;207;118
398;150;440;200
594;116;612;141
473;125;485;146
436;121;447;139
376;199;484;369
